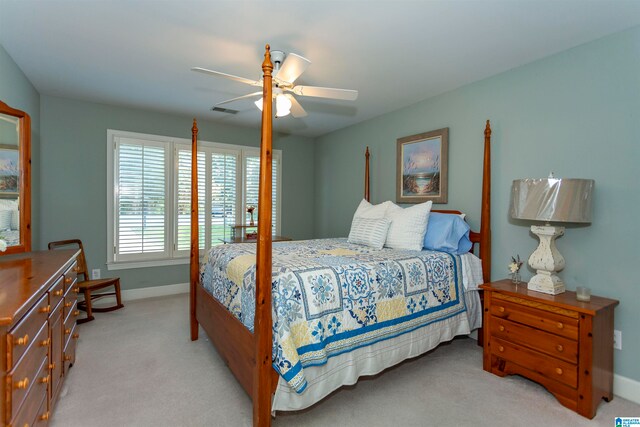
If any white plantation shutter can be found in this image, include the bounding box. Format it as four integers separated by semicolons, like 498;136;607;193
244;153;280;235
115;138;169;261
211;151;238;244
176;148;206;252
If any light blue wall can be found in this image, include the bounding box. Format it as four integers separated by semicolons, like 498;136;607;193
0;44;41;248
315;27;640;381
40;95;315;290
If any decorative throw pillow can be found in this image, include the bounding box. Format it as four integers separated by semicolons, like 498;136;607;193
384;201;433;251
348;217;391;249
351;199;392;220
423;212;472;254
0;210;11;231
11;209;19;230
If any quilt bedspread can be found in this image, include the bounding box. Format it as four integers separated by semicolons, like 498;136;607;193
200;238;466;394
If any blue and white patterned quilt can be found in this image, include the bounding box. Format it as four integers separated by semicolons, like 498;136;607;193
200;238;466;394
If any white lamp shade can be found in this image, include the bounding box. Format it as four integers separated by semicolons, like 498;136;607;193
510;178;594;223
254;94;291;117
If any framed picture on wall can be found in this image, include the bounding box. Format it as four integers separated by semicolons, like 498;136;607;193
396;128;448;204
0;145;19;197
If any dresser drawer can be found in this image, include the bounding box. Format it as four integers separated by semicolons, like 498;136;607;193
48;276;65;316
63;325;78;374
490;298;578;340
33;392;50;426
490;316;578;364
8;384;46;427
6;323;49;421
7;295;49;370
7;354;48;426
63;261;78;293
491;337;577;389
63;305;78;349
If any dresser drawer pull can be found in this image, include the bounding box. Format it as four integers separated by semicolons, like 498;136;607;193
64;354;72;362
15;333;29;346
65;277;73;285
53;289;64;296
73;287;80;293
73;310;80;317
555;368;563;375
498;306;505;313
556;322;564;329
39;375;50;384
65;328;71;335
15;377;29;389
40;338;51;347
40;305;51;314
498;325;505;332
556;344;564;352
74;265;81;273
65;301;73;308
72;333;80;340
40;411;51;421
498;345;504;352
49;362;55;370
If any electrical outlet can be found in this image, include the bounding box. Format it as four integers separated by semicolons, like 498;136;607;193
91;269;101;280
613;330;622;350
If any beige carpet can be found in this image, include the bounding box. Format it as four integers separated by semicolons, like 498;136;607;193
51;293;639;426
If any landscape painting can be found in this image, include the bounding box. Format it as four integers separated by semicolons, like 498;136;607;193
396;128;448;204
0;147;19;196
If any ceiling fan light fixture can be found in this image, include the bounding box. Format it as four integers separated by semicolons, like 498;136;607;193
253;93;291;118
254;97;263;111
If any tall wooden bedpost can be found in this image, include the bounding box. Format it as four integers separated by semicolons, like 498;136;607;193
480;120;491;283
254;44;274;427
190;119;199;341
364;146;370;202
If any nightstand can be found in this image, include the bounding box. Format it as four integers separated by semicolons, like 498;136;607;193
480;279;619;419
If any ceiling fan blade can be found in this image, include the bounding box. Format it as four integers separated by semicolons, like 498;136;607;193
286;94;308;118
191;67;261;87
275;53;311;84
215;91;262;106
292;85;358;101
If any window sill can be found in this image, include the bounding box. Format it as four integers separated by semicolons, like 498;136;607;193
106;257;191;271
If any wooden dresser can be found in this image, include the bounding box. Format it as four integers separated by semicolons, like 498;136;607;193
481;279;619;419
0;250;81;426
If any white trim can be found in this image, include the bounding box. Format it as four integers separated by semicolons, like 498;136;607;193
106;257;189;271
614;373;640;405
121;282;189;301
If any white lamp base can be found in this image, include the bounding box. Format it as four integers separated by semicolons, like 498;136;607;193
527;225;566;295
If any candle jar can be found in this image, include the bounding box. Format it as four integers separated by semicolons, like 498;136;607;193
576;286;591;302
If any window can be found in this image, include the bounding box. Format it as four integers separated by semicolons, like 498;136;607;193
107;130;282;269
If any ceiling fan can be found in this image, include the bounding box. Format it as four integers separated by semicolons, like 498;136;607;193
192;50;358;118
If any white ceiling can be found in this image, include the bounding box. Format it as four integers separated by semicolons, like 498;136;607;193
1;1;640;138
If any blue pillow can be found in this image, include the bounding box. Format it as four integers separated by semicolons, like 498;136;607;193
423;213;472;254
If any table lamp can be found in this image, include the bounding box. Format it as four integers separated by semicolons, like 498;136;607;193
510;175;594;295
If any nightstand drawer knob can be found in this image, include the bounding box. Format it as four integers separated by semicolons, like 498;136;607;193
556;322;564;329
498;345;504;352
498;325;505;332
498;306;505;313
556;344;564;352
555;368;563;375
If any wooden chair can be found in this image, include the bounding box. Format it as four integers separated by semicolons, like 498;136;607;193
48;239;124;324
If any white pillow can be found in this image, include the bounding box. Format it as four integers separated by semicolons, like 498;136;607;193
352;199;392;220
11;209;19;230
384;201;433;251
0;210;11;231
348;217;391;249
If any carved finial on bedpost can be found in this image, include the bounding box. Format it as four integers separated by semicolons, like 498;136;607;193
192;118;198;136
364;147;370;202
484;119;491;138
262;44;273;75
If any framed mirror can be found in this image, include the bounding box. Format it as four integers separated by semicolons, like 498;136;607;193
0;100;31;255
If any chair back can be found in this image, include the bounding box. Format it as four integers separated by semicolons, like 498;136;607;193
48;239;90;282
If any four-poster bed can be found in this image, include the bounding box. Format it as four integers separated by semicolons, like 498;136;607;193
190;45;492;426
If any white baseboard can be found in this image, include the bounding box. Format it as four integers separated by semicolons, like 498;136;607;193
121;282;189;301
614;374;640;405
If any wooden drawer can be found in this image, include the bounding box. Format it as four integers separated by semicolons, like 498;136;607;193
6;324;48;422
63;305;78;349
49;304;64;406
63;325;77;374
7;355;48;427
7;295;49;370
63;261;78;293
48;276;65;316
33;393;50;426
490;316;578;364
490;299;578;340
62;295;76;320
491;337;577;389
8;377;46;427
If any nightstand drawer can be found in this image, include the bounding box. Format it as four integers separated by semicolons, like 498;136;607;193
490;316;578;364
490;298;578;340
491;337;577;389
